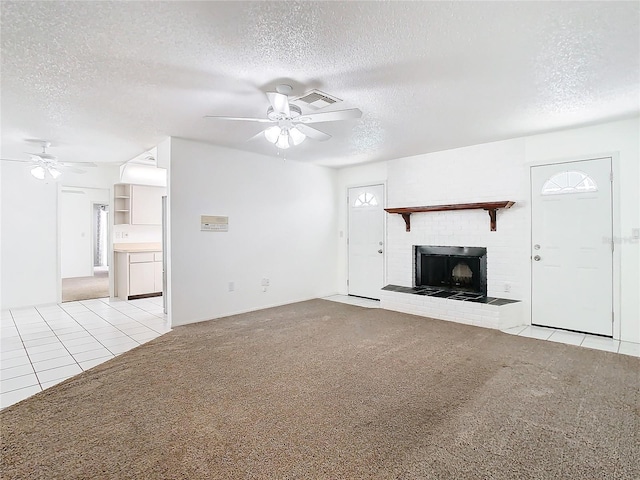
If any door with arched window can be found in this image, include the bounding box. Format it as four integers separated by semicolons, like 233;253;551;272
531;157;613;336
348;184;385;299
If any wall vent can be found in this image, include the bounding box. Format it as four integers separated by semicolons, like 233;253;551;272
294;89;342;110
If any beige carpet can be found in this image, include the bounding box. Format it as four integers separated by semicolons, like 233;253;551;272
1;300;638;479
61;270;109;302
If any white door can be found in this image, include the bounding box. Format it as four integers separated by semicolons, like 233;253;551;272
60;190;92;278
348;185;385;299
531;158;613;336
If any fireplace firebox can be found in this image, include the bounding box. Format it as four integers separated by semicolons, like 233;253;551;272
415;246;487;296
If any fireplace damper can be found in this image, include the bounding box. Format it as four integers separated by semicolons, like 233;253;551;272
415;246;487;296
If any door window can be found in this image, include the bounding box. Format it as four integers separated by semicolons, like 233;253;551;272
541;171;598;196
353;192;378;207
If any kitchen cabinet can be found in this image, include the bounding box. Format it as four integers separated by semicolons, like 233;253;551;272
115;250;163;300
114;184;166;225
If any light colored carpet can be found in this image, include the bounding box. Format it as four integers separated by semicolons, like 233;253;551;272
1;299;638;479
61;270;109;302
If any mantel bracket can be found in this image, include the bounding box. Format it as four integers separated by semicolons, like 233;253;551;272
485;208;498;232
401;213;411;232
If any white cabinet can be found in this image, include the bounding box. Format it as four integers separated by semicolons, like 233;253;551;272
115;251;163;299
129;262;155;296
131;185;164;225
114;184;166;225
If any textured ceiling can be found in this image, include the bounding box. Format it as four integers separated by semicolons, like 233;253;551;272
1;1;638;168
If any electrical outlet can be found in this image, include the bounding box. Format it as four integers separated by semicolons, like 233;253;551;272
632;228;640;240
504;282;511;293
228;282;235;292
261;278;270;287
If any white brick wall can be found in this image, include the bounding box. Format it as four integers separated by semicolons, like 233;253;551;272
383;138;529;328
380;291;523;331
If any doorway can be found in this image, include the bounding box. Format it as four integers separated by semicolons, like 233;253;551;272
347;184;385;300
530;157;613;336
60;187;110;302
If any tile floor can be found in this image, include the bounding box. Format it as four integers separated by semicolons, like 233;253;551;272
501;324;640;357
1;296;170;409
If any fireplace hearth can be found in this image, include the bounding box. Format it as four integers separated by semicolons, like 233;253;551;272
415;246;487;296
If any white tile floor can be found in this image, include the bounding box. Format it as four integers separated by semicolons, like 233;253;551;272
1;296;170;409
502;324;640;357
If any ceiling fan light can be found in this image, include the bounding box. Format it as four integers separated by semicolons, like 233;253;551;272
48;167;62;179
276;131;291;149
289;127;306;145
264;126;281;143
30;165;45;180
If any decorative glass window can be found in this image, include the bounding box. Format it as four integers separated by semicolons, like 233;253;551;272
354;192;378;207
541;171;598;195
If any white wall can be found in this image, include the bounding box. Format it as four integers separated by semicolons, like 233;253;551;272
168;138;339;326
113;224;162;244
337;117;640;343
1;162;58;308
0;163;119;308
60;187;109;278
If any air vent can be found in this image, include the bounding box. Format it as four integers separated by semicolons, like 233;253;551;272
128;148;158;166
294;89;342;110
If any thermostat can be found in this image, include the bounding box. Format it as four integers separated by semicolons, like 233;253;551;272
201;215;228;232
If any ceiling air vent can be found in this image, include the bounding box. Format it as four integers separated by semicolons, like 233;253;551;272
294;89;342;110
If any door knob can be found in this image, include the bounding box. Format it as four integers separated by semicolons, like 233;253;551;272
533;255;541;261
534;244;540;250
378;249;383;254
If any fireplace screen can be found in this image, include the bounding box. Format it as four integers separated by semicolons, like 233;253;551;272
415;246;487;296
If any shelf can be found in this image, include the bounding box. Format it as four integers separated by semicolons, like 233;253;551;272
115;196;130;199
115;210;130;213
385;201;515;232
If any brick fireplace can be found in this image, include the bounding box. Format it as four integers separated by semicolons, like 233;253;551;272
380;206;523;331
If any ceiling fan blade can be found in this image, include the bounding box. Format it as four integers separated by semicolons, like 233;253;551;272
0;157;32;163
266;92;290;116
294;124;332;142
204;115;274;123
57;161;98;167
25;151;57;160
57;166;86;174
247;130;269;142
297;108;362;124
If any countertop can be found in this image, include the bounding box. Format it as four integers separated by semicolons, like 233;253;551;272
113;242;162;253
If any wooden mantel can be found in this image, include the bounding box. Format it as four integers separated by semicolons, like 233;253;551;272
385;201;515;232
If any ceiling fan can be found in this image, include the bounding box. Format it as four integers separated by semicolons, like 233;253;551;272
0;141;97;180
205;84;362;149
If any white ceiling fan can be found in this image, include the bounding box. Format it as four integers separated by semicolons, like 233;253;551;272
0;141;97;180
205;84;362;149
